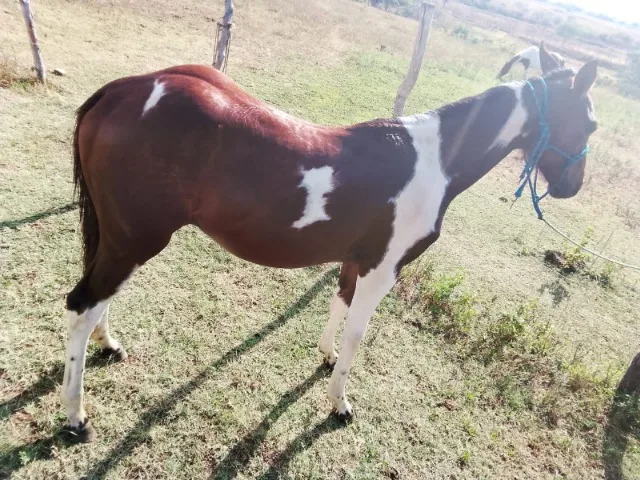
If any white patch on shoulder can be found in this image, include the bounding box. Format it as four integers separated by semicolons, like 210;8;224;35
381;113;449;270
488;83;527;150
292;166;335;229
142;80;166;116
325;114;449;417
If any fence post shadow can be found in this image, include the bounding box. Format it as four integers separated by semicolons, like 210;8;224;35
0;202;78;229
603;352;640;480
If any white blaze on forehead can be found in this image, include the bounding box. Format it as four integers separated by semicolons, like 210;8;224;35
142;79;166;116
292;166;334;229
488;83;527;151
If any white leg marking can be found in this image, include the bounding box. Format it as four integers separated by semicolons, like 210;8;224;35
90;304;125;356
292;166;334;229
61;300;111;427
62;267;137;428
328;269;395;416
319;290;348;366
327;113;449;416
142;79;166;116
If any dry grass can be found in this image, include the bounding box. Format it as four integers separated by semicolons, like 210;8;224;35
1;0;639;478
447;0;632;70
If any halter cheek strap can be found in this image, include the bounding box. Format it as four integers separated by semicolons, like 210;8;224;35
514;78;589;219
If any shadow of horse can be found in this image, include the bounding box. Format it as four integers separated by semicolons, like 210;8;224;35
0;353;139;477
256;416;345;479
0;203;78;229
603;352;640;480
1;267;337;478
0;354;124;423
52;267;335;480
210;365;345;478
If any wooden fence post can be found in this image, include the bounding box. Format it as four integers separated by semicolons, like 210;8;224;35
213;0;234;71
393;2;435;116
19;0;46;84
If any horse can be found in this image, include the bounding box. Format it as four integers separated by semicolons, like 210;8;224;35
61;43;598;441
498;42;565;80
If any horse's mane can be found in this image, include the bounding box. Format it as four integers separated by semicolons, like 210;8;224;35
429;68;576;119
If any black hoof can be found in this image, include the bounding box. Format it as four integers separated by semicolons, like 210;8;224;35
333;409;354;423
323;359;336;371
99;347;128;362
60;420;97;444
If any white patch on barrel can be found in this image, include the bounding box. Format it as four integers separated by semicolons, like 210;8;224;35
142;80;166;116
292;166;334;229
488;83;527;150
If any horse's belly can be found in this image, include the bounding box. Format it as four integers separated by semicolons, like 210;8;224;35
204;225;343;269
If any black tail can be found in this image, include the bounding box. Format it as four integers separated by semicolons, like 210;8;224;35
497;54;521;79
73;89;105;273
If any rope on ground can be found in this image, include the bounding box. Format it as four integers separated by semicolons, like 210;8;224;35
540;216;640;270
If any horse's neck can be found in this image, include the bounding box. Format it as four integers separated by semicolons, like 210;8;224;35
433;82;533;198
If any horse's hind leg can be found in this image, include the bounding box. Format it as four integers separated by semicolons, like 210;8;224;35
90;301;128;361
61;233;169;441
61;249;138;441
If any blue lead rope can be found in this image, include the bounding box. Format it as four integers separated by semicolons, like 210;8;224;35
514;78;589;219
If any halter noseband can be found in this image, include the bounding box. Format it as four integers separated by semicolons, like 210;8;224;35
514;77;589;219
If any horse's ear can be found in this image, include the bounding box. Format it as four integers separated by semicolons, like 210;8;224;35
539;40;560;74
574;60;598;96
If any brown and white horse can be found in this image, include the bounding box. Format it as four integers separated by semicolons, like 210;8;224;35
62;44;598;441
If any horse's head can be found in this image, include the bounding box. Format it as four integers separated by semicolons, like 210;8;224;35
532;42;598;199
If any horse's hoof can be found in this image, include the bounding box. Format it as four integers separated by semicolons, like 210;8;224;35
333;409;354;423
99;346;128;362
332;402;354;422
322;353;337;371
61;421;97;443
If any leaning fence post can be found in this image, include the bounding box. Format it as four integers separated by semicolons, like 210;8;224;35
213;0;234;71
18;0;46;84
393;2;435;117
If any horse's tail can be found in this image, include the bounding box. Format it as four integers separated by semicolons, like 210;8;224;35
497;54;521;79
73;88;105;273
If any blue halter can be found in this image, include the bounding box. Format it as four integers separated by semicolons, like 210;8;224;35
514;78;589;219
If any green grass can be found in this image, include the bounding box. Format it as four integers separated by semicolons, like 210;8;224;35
1;0;639;478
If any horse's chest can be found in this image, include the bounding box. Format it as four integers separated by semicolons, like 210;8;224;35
383;165;448;266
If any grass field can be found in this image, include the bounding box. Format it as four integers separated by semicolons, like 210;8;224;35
1;0;639;478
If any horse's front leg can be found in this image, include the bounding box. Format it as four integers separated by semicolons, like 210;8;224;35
319;263;357;367
327;265;396;419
